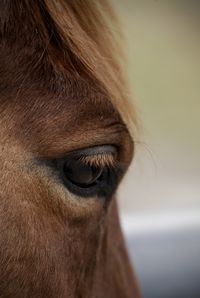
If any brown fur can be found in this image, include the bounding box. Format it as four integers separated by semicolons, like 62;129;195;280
0;1;140;297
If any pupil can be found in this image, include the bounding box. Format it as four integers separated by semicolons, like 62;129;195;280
63;159;103;187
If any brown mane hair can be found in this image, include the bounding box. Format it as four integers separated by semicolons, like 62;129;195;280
44;0;136;129
1;0;136;132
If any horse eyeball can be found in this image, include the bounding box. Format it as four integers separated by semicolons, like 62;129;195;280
53;145;120;199
63;160;103;188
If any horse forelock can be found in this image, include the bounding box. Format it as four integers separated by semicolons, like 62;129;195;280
0;0;137;134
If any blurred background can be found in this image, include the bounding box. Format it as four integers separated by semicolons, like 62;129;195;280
112;1;200;297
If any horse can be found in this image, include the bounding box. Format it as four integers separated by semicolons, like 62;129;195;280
0;1;140;297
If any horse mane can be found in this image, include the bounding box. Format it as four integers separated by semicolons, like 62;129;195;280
0;0;136;134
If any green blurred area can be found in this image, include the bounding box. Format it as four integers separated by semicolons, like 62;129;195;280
113;0;200;212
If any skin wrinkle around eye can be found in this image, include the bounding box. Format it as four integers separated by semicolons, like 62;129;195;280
0;114;132;218
0;82;134;216
36;123;133;162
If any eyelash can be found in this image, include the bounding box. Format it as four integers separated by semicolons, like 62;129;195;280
42;145;122;200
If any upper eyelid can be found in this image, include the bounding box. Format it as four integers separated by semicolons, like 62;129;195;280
38;145;118;170
77;153;116;168
64;145;117;159
59;145;118;167
54;145;118;162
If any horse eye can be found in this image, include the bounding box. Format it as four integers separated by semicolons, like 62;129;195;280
63;159;103;188
54;145;120;199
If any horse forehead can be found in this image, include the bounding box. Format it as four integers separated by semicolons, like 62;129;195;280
0;78;125;157
13;78;120;130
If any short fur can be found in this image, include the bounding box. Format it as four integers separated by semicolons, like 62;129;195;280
0;1;140;297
